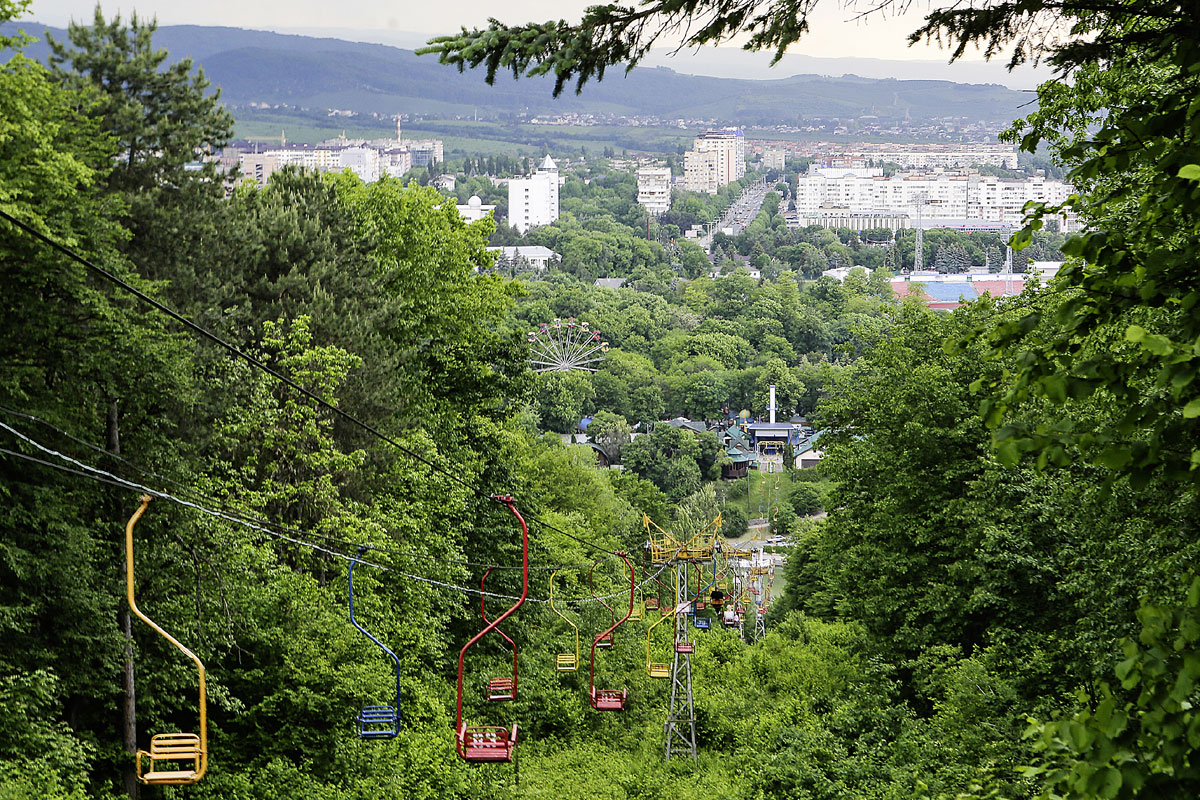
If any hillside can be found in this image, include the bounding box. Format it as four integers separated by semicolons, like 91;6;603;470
2;21;1028;123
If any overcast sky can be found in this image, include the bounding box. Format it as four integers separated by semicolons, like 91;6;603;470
16;0;1047;87
19;0;972;60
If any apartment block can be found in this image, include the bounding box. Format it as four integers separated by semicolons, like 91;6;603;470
508;155;560;233
682;128;745;193
762;148;786;171
795;166;1075;228
636;166;673;215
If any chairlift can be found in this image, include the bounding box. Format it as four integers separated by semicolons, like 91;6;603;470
480;568;517;701
590;560;616;649
590;552;635;711
124;496;207;785
549;569;579;672
645;587;675;679
456;496;528;763
348;547;401;739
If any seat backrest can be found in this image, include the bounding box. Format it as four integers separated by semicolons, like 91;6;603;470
149;733;201;757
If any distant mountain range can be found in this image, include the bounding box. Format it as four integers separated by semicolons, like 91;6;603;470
272;26;1051;90
2;22;1031;124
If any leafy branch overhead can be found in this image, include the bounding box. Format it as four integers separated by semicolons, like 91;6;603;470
418;0;818;97
418;0;1192;96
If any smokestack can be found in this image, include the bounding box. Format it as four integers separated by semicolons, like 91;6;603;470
769;384;776;424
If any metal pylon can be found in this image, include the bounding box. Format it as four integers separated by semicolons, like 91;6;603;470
664;563;697;762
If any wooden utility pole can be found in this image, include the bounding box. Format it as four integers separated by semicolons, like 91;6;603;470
110;400;139;800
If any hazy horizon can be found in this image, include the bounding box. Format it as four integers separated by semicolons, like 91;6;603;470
16;0;1048;90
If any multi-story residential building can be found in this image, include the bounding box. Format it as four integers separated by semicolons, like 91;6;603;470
636;166;673;215
683;128;745;193
791;208;911;232
508;155;560;233
380;148;413;178
683;149;719;193
339;147;380;183
762;148;786;171
226;122;441;186
794;166;1074;228
841;146;1018;169
235;152;278;185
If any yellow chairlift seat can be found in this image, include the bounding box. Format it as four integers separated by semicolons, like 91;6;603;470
124;497;207;786
550;569;580;673
137;733;205;786
628;597;643;622
645;579;676;679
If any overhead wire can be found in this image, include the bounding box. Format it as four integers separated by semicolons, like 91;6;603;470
0;405;599;573
0;422;680;603
0;208;623;561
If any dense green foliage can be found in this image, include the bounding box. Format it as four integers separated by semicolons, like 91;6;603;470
4;2;1200;799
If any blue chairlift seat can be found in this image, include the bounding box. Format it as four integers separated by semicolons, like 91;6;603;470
356;705;399;739
349;548;402;741
694;615;712;630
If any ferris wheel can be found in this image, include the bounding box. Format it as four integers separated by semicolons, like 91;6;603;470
527;318;609;373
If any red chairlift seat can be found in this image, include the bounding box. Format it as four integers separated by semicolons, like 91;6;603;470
487;677;516;701
480;568;519;703
455;497;528;765
590;552;636;713
596;631;614;649
458;723;517;763
645;597;660;610
675;640;694;653
591;687;627;711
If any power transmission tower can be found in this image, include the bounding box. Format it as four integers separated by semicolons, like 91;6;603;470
664;562;697;762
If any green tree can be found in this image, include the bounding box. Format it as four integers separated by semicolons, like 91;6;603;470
536;370;596;433
587;410;632;462
47;8;233;196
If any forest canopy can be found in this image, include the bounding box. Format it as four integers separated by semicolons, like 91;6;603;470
3;0;1200;798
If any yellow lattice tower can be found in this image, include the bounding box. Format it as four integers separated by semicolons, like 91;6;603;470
681;513;721;562
722;538;752;562
643;513;679;564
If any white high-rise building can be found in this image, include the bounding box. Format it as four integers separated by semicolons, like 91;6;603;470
508;155;560;233
683;150;719;194
682;128;745;193
339;147;380;183
636;166;672;215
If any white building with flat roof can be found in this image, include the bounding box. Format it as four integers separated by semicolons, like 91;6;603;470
762;148;786;171
339;147;380;183
636;166;672;215
508;155;560;233
456;195;496;223
486;245;558;270
683;128;745;193
795;167;1074;227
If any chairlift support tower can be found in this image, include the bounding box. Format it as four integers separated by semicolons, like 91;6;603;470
664;561;698;762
